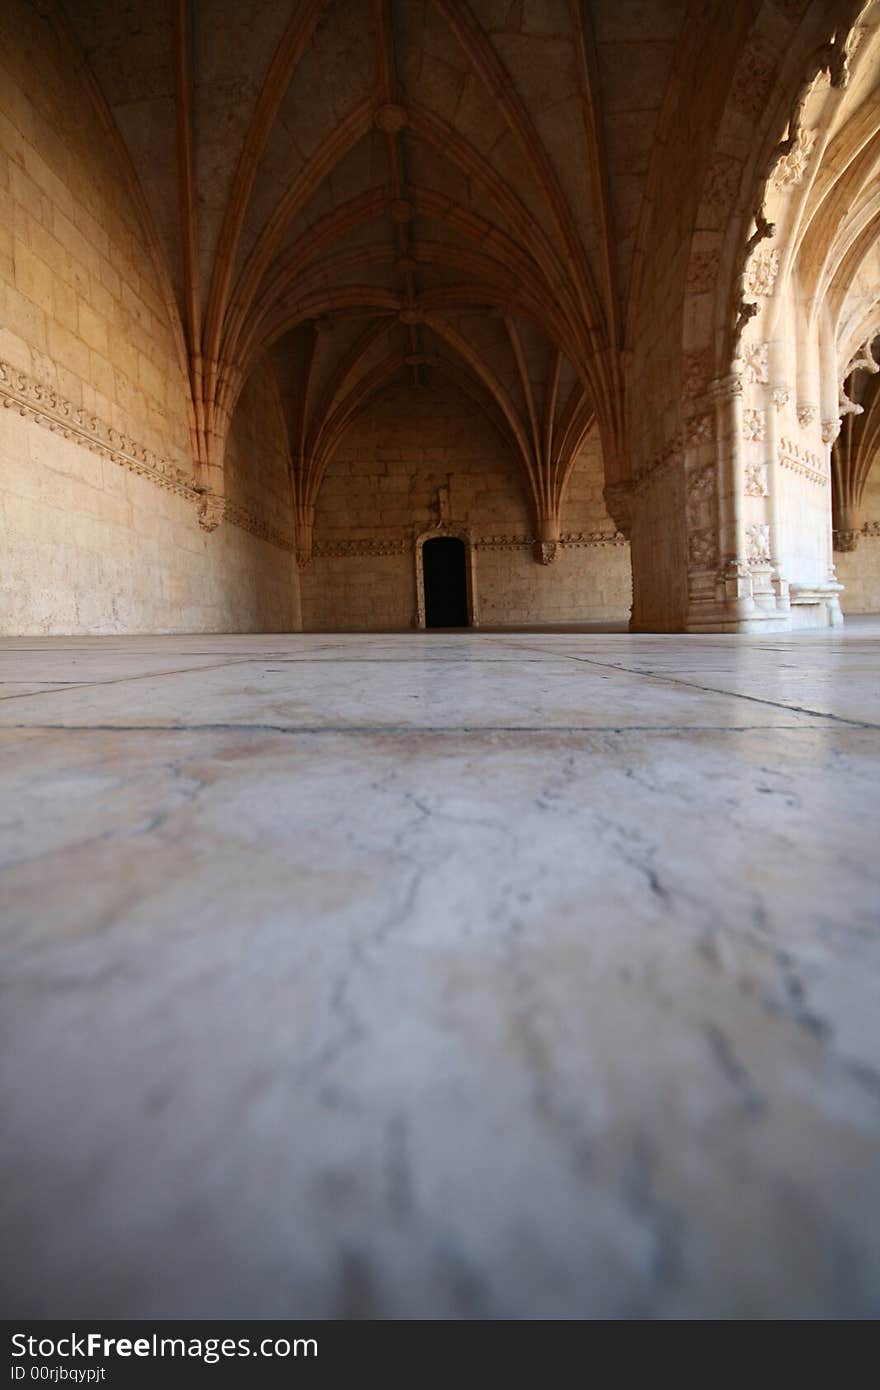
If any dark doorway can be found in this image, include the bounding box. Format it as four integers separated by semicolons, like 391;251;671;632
423;536;468;628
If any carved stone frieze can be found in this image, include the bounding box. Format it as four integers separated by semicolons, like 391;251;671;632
313;538;410;559
778;437;828;486
744;247;781;296
558;531;627;548
0;358;196;499
742;408;765;442
746;522;772;564
745;461;769;497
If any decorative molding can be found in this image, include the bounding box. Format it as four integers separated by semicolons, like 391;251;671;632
745;461;769;497
778;438;827;486
474;533;532;551
0;357;298;554
558;530;628;548
770;385;790;411
314;538;409;558
742;408;765;442
311;531;628;558
224;500;295;551
796;402;817;428
0;357;196;499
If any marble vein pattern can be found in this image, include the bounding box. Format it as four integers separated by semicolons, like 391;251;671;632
1;624;879;1319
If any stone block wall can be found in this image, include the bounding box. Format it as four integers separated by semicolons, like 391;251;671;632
300;381;631;630
837;468;880;614
0;0;299;635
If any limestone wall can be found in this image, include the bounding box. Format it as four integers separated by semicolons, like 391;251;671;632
300;382;631;631
837;468;880;614
0;0;299;635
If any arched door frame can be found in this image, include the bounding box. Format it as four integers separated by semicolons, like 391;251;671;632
413;526;479;629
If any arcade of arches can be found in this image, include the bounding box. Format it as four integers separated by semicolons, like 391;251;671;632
2;0;880;635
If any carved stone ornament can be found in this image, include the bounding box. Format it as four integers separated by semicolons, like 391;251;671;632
839;386;863;418
833;529;860;552
746;522;772;564
682;348;714;399
688;249;720;294
197;491;226;532
745;461;769;497
533;540;558;565
772;125;815;189
741;340;769;385
778;438;827;486
688;528;717;568
770;385;790;411
686;463;716;531
375;104;409;133
744;247;781;297
703;154;742;215
796;402;817;428
821;417;841;445
742;408;765;442
731;42;776;118
684;412;714;447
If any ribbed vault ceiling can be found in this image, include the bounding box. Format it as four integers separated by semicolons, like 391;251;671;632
57;0;686;539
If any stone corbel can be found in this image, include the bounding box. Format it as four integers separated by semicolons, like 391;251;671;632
821;418;841;445
833;502;862;552
195;488;225;532
294;502;315;569
532;515;559;565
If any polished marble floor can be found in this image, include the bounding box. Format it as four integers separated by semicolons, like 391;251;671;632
1;622;879;1318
